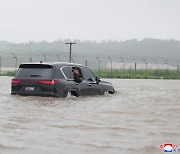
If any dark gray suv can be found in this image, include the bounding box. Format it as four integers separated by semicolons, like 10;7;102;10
11;62;115;97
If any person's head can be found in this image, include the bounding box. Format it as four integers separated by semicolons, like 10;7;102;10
73;67;79;74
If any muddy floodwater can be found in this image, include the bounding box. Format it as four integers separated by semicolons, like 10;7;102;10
0;76;180;154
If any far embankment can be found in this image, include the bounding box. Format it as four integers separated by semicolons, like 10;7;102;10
93;69;180;79
1;69;180;80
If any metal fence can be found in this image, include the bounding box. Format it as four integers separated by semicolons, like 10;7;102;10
0;51;179;75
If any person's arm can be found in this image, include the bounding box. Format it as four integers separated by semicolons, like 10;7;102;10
74;74;83;83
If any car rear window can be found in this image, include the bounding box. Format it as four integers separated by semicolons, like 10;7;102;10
16;64;53;78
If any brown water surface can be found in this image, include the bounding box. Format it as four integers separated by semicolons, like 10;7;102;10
0;76;179;154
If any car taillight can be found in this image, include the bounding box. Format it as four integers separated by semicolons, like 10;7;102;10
38;80;58;85
11;79;22;84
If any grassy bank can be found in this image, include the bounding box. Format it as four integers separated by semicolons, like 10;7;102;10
0;71;16;76
1;69;180;80
93;69;180;79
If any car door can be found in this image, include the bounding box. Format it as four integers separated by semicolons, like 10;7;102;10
80;67;101;95
70;66;90;95
60;66;80;94
62;66;89;96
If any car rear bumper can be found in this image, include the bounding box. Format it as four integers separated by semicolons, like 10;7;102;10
11;91;51;96
11;90;65;97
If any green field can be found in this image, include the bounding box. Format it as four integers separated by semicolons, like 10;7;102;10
93;69;180;79
1;69;180;80
0;71;16;76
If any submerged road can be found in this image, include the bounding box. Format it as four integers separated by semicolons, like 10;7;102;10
0;76;180;154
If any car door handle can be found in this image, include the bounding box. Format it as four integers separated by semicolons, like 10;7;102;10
75;83;79;85
88;83;92;86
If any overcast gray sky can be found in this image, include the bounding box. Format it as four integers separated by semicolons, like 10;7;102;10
0;0;180;43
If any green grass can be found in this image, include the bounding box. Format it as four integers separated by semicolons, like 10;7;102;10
93;69;180;79
1;69;180;80
0;71;16;76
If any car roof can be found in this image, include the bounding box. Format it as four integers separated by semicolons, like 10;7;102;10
19;62;84;68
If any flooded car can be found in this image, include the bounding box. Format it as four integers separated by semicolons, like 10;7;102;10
11;62;115;97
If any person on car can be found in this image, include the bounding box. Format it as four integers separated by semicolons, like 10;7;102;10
73;67;83;83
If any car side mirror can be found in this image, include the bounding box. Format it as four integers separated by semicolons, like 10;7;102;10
96;77;101;83
87;77;94;82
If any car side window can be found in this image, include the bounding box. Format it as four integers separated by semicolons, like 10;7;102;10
81;67;96;82
61;66;74;79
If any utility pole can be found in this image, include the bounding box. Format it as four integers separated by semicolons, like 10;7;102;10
108;57;112;77
96;57;101;76
11;52;17;71
65;42;76;63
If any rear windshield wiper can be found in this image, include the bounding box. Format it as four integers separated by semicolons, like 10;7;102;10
30;75;42;77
